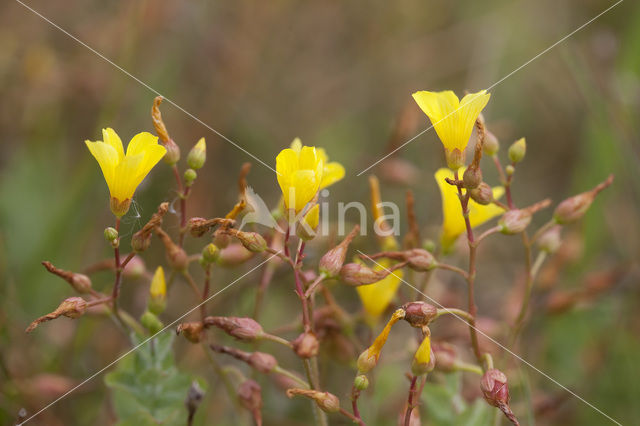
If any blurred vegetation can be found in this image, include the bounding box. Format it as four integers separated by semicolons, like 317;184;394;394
1;0;639;425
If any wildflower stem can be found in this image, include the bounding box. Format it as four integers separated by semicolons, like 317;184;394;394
273;366;309;388
529;219;555;246
304;274;327;299
434;307;474;322
350;386;365;426
476;226;502;245
403;375;419;426
453;170;483;365
259;333;293;349
200;264;211;322
182;271;203;300
339;407;365;425
435;263;469;280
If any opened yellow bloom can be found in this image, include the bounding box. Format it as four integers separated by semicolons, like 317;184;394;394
86;128;166;216
356;259;403;318
413;90;490;169
290;138;345;189
435;168;504;252
277;139;324;212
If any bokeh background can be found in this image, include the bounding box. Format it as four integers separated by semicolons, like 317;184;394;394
1;0;639;425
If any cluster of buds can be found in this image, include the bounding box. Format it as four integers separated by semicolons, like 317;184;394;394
26;297;87;332
203;316;264;342
286;389;341;413
480;369;519;425
210;344;278;374
41;261;93;294
318;225;360;277
131;202;168;253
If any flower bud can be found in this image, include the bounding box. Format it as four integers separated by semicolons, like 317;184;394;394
356;309;404;373
445;148;464;170
104;227;119;246
201;243;220;264
296;204;319;241
184;168;197;186
404;249;437;272
553;174;614;224
463;167;483;189
411;334;435;376
217;244;254;267
204;316;264;341
232;230;267;253
140;310;163;334
162;139;180;165
176;322;204;343
156;228;188;270
339;263;391;286
432;341;457;372
318;225;360;277
187;137;206;170
26;297;87;332
508;137;526;163
292;331;319;358
401;301;438;327
41;261;92;294
148;266;166;314
248;352;278;374
480;369;509;407
537;225;562;254
469;182;493;205
237;379;263;425
505;164;515;176
213;228;232;248
499;209;531;234
483;129;499;156
353;374;369;391
286;389;340;413
122;256;146;280
422;239;436;253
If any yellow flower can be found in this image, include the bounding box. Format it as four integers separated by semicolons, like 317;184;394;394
435;168;504;252
86;128;166;217
290;138;345;189
412;90;490;169
411;332;434;376
276;139;324;213
356;259;403;318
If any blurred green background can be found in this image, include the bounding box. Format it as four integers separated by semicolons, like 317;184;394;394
1;0;639;425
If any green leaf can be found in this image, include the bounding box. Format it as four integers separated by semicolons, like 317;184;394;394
105;333;206;426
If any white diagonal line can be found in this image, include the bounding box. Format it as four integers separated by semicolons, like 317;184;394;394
13;0;278;175
357;250;622;425
17;253;280;426
357;0;623;176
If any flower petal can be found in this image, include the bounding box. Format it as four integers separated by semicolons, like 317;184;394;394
111;152;144;201
356;260;402;318
126;132;159;157
101;128;125;161
290;169;319;211
320;162;345;189
85;140;119;195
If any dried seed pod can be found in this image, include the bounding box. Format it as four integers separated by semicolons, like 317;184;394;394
176;322;204;343
41;261;93;294
286;389;340;413
401;301;438;327
554;174;614;224
292;331;320;359
26;297;87;332
204;316;264;341
319;225;360;277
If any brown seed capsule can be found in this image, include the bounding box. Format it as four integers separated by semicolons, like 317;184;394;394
469;182;493;205
554;174;614;224
286;389;340;413
339;263;390;286
292;331;320;359
318;225;360;277
204;316;264;341
401;301;438;327
26;297;88;332
176;322;204;343
41;261;93;294
156;228;188;270
248;352;278;374
463;166;483;189
231;230;267;253
498;209;532;234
